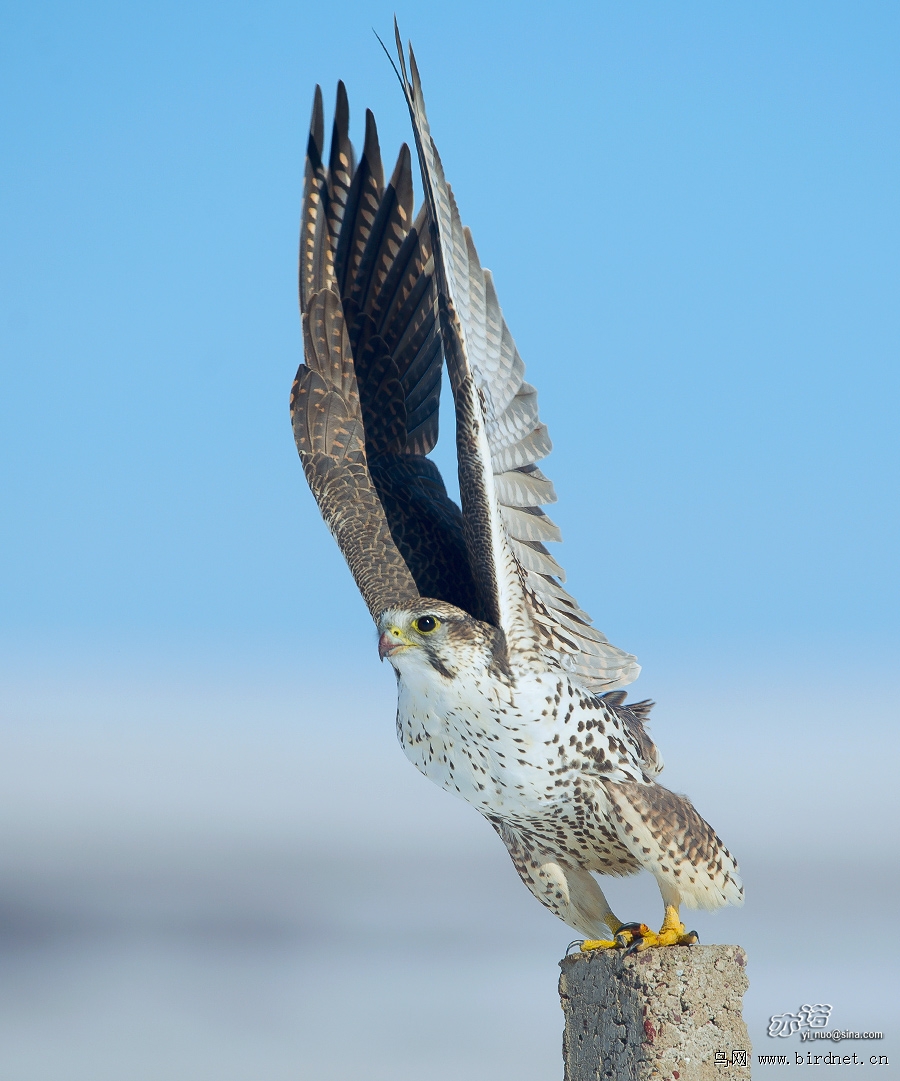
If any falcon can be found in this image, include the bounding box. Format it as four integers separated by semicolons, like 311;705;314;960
292;28;743;953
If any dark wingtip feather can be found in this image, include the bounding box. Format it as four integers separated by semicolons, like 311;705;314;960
310;85;324;154
363;109;385;191
386;141;413;220
334;80;349;135
329;81;351;182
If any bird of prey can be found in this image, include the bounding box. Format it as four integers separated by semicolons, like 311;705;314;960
292;30;742;953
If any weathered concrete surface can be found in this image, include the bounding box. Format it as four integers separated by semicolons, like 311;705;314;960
559;945;750;1080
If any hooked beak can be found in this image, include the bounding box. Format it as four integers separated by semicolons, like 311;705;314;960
378;627;411;661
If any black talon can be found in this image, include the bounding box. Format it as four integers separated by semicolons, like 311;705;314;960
566;939;585;955
623;934;644;957
615;922;645;935
685;930;699;944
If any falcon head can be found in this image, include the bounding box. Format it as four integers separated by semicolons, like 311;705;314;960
377;600;508;682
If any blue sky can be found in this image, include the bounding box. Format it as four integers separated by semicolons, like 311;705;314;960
1;0;898;669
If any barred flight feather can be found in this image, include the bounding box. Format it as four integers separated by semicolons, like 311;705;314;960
490;424;553;474
334;110;384;301
372;204;430;341
348;145;413;323
395;31;640;688
293;82;481;621
300;87;326;313
508;538;567;581
498;505;562;545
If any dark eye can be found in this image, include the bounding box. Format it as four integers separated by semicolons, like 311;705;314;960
413;615;439;634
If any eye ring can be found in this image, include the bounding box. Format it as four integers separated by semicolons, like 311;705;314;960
413;615;440;634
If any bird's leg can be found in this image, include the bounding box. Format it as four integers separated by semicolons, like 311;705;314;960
623;904;699;953
491;820;625;942
657;903;698;945
581;906;699;954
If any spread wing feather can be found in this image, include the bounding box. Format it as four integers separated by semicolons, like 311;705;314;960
394;29;640;690
293;83;480;620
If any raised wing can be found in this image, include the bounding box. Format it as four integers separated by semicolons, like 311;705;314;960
293;83;480;620
393;30;640;690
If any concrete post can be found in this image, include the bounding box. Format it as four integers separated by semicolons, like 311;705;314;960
559;945;751;1080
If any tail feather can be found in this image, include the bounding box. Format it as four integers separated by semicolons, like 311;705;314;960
605;780;744;911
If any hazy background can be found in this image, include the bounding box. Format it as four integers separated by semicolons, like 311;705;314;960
1;1;898;1078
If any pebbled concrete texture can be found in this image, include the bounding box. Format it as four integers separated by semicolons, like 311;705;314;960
559;945;751;1080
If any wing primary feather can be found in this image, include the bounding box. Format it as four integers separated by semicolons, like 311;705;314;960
334;109;384;300
491;424;553;473
348;143;414;330
389;276;438;376
300;86;326;313
499;504;562;545
324;81;353;280
372;203;431;343
402;325;441;410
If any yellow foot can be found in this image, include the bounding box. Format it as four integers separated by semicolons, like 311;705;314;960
580;924;652;953
580;906;698;955
579;937;621;951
